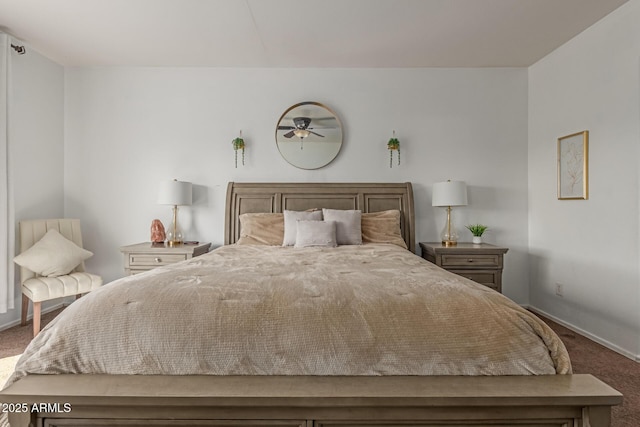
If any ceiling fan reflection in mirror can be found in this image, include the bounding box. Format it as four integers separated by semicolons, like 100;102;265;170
277;117;325;149
275;101;343;170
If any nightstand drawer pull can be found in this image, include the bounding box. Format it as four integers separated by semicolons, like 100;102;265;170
155;257;161;263
467;259;473;262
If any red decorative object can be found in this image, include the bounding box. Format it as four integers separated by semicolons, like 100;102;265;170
150;219;166;243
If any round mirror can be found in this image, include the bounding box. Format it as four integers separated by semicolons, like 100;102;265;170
275;102;343;170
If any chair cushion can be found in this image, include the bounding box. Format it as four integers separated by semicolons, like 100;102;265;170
14;229;93;277
22;272;103;302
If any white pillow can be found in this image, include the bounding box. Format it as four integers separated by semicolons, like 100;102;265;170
322;209;362;245
282;210;323;246
294;220;337;248
14;229;93;277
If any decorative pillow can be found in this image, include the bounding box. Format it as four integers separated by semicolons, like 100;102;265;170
361;210;407;249
236;213;284;245
282;210;323;246
13;229;93;277
294;220;337;248
322;209;362;245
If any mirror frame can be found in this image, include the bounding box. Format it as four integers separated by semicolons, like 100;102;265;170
275;101;343;170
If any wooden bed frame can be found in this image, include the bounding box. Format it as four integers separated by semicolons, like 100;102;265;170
0;182;622;427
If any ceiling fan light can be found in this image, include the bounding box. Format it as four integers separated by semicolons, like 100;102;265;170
293;129;310;138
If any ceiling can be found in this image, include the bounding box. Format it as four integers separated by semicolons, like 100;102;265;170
0;0;630;67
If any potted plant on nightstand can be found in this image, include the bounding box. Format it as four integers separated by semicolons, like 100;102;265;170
466;224;488;244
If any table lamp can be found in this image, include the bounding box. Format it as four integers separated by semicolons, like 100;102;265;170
157;179;192;247
432;180;467;247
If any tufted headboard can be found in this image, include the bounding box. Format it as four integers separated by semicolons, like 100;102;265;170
224;182;415;251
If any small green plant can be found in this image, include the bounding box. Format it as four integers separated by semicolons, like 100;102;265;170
232;131;245;168
387;131;400;168
466;224;488;237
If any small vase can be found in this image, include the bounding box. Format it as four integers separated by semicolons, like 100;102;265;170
472;236;482;244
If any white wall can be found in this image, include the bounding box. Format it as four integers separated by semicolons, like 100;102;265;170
0;47;65;329
4;0;638;360
64;67;530;302
528;0;640;359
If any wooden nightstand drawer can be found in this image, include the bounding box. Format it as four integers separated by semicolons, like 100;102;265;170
129;253;187;266
441;254;500;268
450;270;499;290
128;269;153;276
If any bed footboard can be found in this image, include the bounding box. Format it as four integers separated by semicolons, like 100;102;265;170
1;374;621;427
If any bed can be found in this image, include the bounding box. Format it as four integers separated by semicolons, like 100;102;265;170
0;182;621;426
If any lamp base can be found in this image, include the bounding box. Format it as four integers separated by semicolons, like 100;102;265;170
440;205;459;248
166;205;184;247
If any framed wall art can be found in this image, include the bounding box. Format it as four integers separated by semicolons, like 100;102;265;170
557;130;589;200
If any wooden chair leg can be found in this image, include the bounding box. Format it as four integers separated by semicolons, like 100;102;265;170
32;301;42;337
21;294;29;326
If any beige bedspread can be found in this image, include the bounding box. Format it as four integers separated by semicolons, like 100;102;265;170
5;244;570;388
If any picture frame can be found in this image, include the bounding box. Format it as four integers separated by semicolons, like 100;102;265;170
557;130;589;200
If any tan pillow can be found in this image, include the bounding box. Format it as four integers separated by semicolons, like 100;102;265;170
13;229;93;277
361;210;407;249
236;213;284;246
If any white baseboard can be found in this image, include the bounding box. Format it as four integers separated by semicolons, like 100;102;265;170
526;305;640;363
0;302;67;332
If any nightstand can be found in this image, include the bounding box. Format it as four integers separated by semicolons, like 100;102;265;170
419;242;509;293
120;242;211;276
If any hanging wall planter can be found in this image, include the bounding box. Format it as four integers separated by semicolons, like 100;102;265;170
232;130;245;168
387;131;400;168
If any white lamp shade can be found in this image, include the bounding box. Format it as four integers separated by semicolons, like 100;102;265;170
432;181;468;207
158;180;192;206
